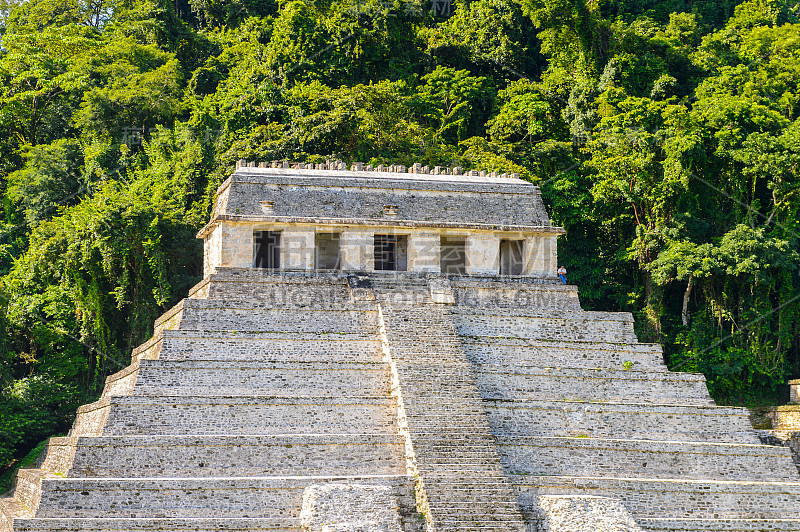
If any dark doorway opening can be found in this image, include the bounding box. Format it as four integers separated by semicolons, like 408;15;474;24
441;237;467;274
374;235;408;271
253;231;281;268
499;239;524;275
315;233;341;270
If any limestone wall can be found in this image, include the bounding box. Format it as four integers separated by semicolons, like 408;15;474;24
452;308;639;343
498;436;798;481
488;401;759;443
151;330;382;363
125;360;391;397
63;434;406;478
97;396;399;436
202;222;561;277
450;278;579;308
32;476;415;520
517;477;800;519
476;366;714;405
461;337;665;370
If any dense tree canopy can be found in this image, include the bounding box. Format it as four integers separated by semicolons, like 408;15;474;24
0;0;799;481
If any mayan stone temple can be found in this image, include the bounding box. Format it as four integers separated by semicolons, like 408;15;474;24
2;161;800;532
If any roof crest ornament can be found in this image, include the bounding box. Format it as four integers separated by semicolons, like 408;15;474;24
234;159;519;179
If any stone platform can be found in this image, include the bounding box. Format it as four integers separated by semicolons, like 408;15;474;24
1;269;799;532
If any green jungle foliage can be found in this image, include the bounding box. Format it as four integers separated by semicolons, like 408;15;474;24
0;0;799;473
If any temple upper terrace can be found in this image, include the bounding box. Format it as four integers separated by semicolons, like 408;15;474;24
198;161;564;278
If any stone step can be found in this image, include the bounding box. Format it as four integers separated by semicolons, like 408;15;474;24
423;487;522;506
637;518;800;531
410;445;504;457
410;449;510;464
25;472;414;519
403;412;496;429
411;456;507;469
43;434;406;477
13;518;301;532
496;436;799;481
486;400;760;444
414;466;510;480
410;450;502;463
379;304;453;317
432;516;527;528
460;336;665;370
416;479;517;492
434;522;527;532
428;513;528;529
133;329;381;364
383;347;468;362
409;432;506;442
159;299;378;335
372;283;430;292
394;384;485;402
368;275;429;284
432;508;525;516
475;366;713;405
196;269;352;304
368;277;430;291
71;396;398;437
426;505;523;519
451;308;638;343
105;360;390;397
452;307;635;322
429;511;527;526
448;278;580;311
414;468;510;480
513;475;800;519
403;415;494;432
415;467;509;478
373;291;430;306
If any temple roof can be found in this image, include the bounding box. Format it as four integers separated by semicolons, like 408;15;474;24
200;162;563;237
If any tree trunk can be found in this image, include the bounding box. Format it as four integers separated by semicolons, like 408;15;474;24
682;274;694;327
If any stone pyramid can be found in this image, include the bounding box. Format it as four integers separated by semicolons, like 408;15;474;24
1;163;799;531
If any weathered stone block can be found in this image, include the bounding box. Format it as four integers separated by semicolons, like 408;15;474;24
299;483;404;532
535;495;643;532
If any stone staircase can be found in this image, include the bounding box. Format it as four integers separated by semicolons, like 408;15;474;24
372;275;527;531
2;269;799;532
452;304;800;532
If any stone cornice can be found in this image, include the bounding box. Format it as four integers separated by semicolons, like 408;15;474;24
196;214;565;239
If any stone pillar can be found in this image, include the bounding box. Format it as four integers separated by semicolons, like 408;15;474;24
203;224;222;276
524;234;558;277
219;222;253;269
341;229;374;271
791;380;799;404
408;232;440;273
282;228;315;270
466;234;500;275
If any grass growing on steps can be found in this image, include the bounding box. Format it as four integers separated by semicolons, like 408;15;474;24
0;438;51;495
